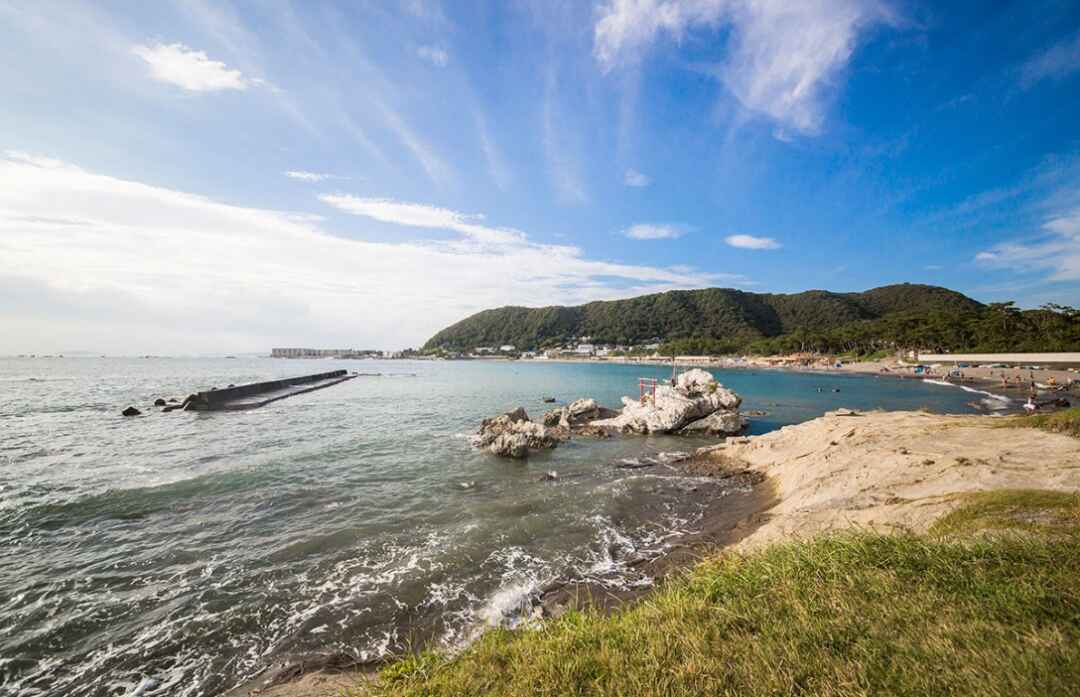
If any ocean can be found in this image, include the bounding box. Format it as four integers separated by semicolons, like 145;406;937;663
0;357;996;696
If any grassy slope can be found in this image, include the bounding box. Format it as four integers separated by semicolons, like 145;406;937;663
354;490;1080;697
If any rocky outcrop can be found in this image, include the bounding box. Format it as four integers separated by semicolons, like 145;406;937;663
122;406;141;417
679;410;747;436
472;408;560;458
591;369;744;435
543;398;619;430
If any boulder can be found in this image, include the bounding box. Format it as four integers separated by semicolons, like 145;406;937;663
121;406;141;417
679;410;747;436
473;408;559;458
591;369;742;435
542;408;563;427
153;398;167;407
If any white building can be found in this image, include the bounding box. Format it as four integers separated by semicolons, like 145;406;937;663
500;344;516;352
575;343;595;356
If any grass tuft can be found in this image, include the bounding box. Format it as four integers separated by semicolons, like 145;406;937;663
348;509;1080;697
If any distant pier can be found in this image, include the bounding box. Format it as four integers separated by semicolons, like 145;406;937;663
183;369;357;411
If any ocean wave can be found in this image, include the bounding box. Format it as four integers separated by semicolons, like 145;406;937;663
923;379;1011;403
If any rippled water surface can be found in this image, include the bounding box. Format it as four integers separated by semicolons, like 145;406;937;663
0;357;988;696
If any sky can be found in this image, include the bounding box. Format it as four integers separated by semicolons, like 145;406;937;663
2;0;1080;354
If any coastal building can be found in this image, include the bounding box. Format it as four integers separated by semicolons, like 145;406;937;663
271;348;353;358
575;343;595;356
499;344;516;352
913;352;1080;367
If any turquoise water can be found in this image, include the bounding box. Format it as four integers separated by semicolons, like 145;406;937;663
0;357;993;696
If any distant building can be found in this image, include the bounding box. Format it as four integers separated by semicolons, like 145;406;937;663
272;348;352;358
499;344;516;352
575;343;595;356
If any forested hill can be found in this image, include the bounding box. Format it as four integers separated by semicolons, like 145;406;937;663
423;284;985;352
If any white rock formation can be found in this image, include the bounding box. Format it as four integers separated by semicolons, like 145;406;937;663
590;368;744;435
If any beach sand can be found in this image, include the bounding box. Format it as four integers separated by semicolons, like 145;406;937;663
700;409;1080;550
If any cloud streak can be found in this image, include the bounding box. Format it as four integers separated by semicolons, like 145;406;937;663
624;168;650;187
975;207;1080;282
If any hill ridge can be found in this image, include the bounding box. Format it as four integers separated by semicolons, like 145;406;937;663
423;283;983;351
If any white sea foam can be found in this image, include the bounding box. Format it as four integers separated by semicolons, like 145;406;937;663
923;378;1012;404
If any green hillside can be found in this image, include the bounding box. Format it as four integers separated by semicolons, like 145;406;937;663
423;283;984;352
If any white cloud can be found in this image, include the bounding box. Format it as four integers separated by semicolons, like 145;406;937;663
284;171;338;182
131;42;250;92
0;153;749;353
318;195;527;245
624;168;651;187
625;223;686;240
974;208;1080;281
594;0;895;135
1019;30;1080;88
725;233;780;249
417;45;449;67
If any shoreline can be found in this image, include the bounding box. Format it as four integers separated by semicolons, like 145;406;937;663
231;407;1080;696
524;356;1078;410
223;465;779;697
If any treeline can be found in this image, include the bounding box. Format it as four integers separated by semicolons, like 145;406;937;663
657;303;1080;357
424;284;983;351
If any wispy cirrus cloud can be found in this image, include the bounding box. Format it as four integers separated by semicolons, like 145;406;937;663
284;171;341;182
1019;30;1080;88
975;207;1080;281
624;223;686;240
594;0;897;136
318;194;525;244
417;45;449;67
725;233;780;249
132;42;254;92
624;168;651;187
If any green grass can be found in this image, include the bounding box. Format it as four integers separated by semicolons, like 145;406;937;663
348;495;1080;697
998;407;1080;439
931;489;1080;538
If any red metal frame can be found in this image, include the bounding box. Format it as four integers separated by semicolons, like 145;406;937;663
639;377;658;402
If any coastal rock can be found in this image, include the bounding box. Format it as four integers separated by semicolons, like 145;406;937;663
121;406;141;417
591;369;743;435
154;398;167;407
473;408;559;458
543;399;618;430
679;410;747;436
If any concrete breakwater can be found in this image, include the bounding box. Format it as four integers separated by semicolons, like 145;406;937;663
183;369;357;411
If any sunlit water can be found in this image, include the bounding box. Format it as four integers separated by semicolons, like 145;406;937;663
0;357;994;696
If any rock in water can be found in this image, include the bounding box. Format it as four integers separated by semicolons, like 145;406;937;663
122;406;141;416
153;398;167;407
473;407;559;458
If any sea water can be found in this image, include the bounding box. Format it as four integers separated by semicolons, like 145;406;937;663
0;357;990;696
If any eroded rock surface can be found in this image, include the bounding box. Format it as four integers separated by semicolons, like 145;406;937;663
591;368;744;435
472;408;559;458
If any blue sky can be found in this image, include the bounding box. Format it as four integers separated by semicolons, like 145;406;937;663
2;0;1080;353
